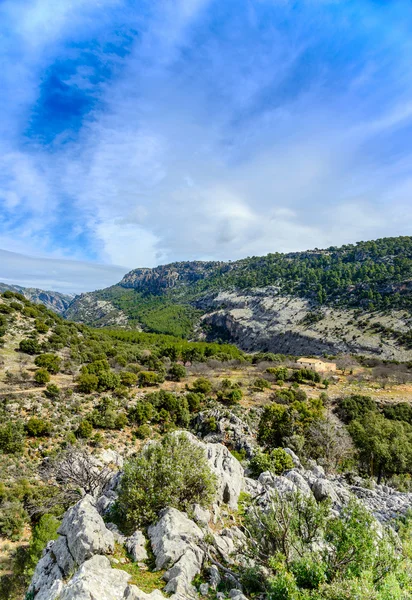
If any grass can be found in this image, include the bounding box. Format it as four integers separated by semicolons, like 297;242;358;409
110;543;166;593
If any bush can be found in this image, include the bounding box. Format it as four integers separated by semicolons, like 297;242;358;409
169;363;187;381
135;424;152;439
115;433;217;528
191;377;213;394
24;514;59;574
77;373;99;393
34;368;51;385
0;501;28;540
97;370;121;391
336;395;377;424
120;371;138;387
44;383;60;399
186;392;203;412
138;371;161;387
253;378;271;391
0;421;25;454
90;397;128;430
35;320;49;334
25;417;52;437
34;353;61;374
76;420;93;439
19;338;41;355
249;448;294;477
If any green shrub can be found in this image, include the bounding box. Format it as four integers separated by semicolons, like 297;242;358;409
44;383;60;399
90;397;128;430
267;571;299;600
19;338;41;355
25;417;52;437
115;433;217;528
0;421;25;454
185;392;203;412
77;373;99;393
24;514;59;574
34;368;51;385
97;370;121;391
290;556;327;589
120;371;138;387
138;371;160;387
336;395;377;424
35;320;49;333
191;377;212;394
76;420;93;439
135;424;152;439
34;353;61;374
168;363;187;381
0;501;28;540
249;448;294;477
253;377;271;391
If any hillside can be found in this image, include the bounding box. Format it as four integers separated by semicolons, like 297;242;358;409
65;236;412;360
1;291;412;599
0;283;73;315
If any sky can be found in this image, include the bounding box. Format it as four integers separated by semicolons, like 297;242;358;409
1;0;412;293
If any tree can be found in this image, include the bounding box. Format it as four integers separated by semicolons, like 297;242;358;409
77;373;99;393
191;377;213;394
34;368;50;385
120;371;138;387
116;433;217;528
249;448;294;477
76;420;93;439
19;338;41;355
138;371;160;387
34;353;61;374
168;363;187;381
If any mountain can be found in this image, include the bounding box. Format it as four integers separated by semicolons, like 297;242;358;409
0;282;74;315
64;236;412;360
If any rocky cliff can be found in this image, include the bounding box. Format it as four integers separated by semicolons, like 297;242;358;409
0;283;74;315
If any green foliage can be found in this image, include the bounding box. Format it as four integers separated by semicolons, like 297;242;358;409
168;363;187;381
253;377;272;391
135;424;152;439
77;373;99;393
0;501;28;540
191;377;212;394
34;320;49;333
337;395;378;424
120;371;138;387
249;448;294;477
76;419;93;439
97;370;121;391
292;368;321;384
34;368;51;385
44;383;60;399
19;338;41;355
115;433;217;528
25;418;52;437
90;397;128;430
25;514;60;575
0;421;25;454
267;366;289;381
258;397;324;448
34;353;61;374
138;371;161;387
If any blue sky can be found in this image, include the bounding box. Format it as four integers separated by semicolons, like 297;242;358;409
1;0;412;292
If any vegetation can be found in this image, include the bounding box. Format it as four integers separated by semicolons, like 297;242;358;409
115;433;217;528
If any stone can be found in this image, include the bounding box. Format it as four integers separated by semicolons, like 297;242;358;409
148;507;204;598
258;472;295;495
192;504;211;527
284;470;312;496
58;495;115;565
126;529;149;564
283;448;302;469
228;590;248;600
106;522;126;544
205;442;245;509
199;583;209;595
27;551;64;600
59;555;131;600
51;536;76;576
208;565;221;589
311;479;339;504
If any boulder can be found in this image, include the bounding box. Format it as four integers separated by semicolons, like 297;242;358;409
27;550;64;600
284;470;312;496
59;555;131;600
58;495;115;565
311;479;339;504
205;443;245;509
148;508;204;598
126;530;149;564
192;504;211;527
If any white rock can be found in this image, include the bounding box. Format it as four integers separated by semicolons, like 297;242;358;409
58;495;115;565
192;504;211;527
199;583;209;595
59;555;130;600
126;530;149;564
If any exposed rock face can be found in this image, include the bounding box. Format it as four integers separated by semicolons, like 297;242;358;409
194;409;257;457
64;292;129;327
58;495;115;565
148;508;204;598
119;262;225;293
126;529;149;564
0;282;74;314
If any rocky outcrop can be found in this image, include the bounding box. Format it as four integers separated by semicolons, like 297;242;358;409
0;282;74;314
27;434;412;600
194;409;257;457
149;508;204;598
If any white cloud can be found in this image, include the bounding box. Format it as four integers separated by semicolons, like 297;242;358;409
0;249;126;293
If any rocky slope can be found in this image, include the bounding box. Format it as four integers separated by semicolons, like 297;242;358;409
27;428;412;600
0;283;74;315
63;236;412;359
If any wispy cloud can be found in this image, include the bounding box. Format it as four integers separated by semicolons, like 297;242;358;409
1;0;412;288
